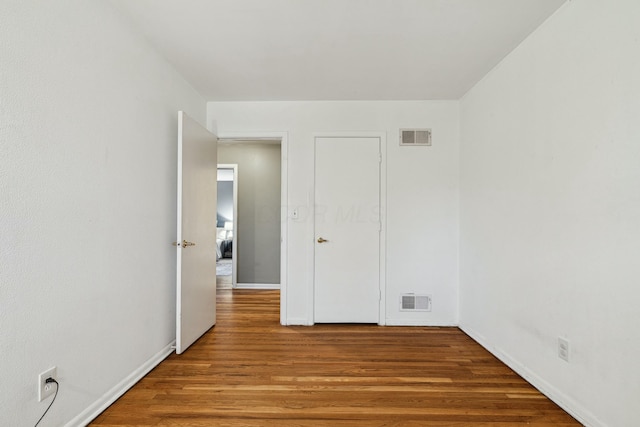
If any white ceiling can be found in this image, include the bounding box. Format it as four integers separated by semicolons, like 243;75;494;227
110;0;566;101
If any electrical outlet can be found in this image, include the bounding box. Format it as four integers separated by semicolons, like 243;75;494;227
558;338;570;362
38;367;57;402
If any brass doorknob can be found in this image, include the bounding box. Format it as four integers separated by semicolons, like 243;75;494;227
317;237;328;243
172;240;196;248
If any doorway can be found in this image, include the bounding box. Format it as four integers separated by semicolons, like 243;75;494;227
216;164;237;289
217;132;288;325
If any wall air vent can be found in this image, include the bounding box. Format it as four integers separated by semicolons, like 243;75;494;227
400;129;432;146
400;294;432;312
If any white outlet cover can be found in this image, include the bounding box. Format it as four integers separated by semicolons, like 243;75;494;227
38;366;57;402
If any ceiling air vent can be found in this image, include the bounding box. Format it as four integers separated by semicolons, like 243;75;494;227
400;294;432;312
400;129;432;146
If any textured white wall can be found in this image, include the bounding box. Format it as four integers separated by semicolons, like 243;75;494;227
0;1;205;425
208;101;460;326
459;1;640;426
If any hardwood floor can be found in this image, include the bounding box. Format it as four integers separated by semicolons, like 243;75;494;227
216;259;232;288
91;290;580;426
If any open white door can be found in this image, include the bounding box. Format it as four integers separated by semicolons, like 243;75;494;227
176;111;217;354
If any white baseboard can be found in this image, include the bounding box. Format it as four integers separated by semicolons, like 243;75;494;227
460;324;604;427
385;319;458;327
284;317;311;325
235;283;280;290
65;341;175;427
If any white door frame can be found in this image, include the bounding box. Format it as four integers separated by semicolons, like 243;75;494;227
311;132;387;326
217;131;289;326
217;163;238;288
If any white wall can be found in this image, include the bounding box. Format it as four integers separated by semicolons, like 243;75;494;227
208;102;459;326
459;1;640;426
0;1;205;425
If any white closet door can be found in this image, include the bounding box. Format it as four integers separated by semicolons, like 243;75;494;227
314;137;381;323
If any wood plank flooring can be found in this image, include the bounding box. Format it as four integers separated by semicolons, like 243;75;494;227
91;290;580;426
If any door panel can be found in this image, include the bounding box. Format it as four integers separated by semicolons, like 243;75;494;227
176;111;217;354
314;137;380;323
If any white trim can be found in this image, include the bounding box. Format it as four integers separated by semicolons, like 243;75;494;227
460;324;605;427
311;132;387;326
217;163;238;288
217;131;289;326
285;317;312;326
65;341;175;427
175;112;184;351
379;133;387;326
235;283;281;290
385;319;457;327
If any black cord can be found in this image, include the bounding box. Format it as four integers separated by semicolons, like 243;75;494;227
34;379;58;427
